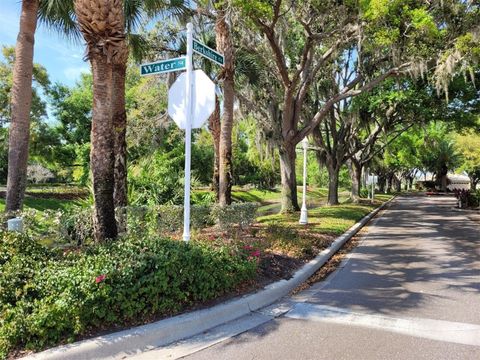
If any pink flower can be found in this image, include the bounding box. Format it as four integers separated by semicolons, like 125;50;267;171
95;274;106;284
251;250;261;258
243;245;253;250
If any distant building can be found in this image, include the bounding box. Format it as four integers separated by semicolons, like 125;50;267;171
447;174;470;191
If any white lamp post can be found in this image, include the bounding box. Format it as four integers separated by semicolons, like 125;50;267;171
299;137;309;225
366;167;371;199
371;172;375;202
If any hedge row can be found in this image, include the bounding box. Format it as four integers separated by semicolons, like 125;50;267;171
0;232;258;358
1;203;259;245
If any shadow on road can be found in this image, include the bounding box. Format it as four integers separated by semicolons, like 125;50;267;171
301;195;480;318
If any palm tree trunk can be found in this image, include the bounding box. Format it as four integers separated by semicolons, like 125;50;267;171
74;0;126;241
208;96;221;200
90;54;117;241
216;8;234;206
112;62;128;209
6;0;38;212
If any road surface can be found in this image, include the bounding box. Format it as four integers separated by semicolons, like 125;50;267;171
134;195;480;360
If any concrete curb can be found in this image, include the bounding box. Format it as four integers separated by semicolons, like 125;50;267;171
451;207;480;213
26;198;394;360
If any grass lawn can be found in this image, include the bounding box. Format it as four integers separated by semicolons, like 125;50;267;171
231;186;343;204
258;196;392;235
0;196;82;212
231;187;281;203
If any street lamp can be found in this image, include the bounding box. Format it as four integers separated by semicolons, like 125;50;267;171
371;172;375;202
299;137;309;225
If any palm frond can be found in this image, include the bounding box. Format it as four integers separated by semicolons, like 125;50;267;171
38;0;81;43
128;33;150;63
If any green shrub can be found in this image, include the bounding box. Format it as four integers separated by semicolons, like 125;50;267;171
0;232;257;358
470;189;480;208
211;203;259;231
359;188;369;198
58;207;94;245
123;205;215;235
2;202;260;249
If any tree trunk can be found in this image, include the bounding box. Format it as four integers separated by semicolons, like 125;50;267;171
470;178;478;191
208;96;221;200
279;142;300;212
112;62;128;209
6;0;38;212
327;162;340;205
440;174;448;192
438;164;448;192
395;175;401;192
348;159;362;202
90;54;117;241
378;175;386;193
216;10;234;206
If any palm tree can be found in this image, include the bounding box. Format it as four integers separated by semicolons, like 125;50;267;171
6;0;39;212
73;0;128;240
40;0;188;240
112;1;188;209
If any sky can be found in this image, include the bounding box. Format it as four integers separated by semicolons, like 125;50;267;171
0;0;90;87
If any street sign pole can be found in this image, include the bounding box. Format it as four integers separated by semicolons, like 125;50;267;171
141;23;221;242
183;23;194;242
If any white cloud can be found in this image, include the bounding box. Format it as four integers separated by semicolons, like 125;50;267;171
64;66;90;81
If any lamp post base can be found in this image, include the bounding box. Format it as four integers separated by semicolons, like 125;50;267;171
299;207;308;225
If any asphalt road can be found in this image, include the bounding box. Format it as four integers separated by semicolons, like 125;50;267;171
178;195;480;360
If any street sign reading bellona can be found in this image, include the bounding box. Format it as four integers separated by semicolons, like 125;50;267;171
193;39;224;66
140;57;186;76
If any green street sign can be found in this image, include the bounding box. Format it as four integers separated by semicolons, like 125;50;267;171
193;39;224;66
140;57;186;76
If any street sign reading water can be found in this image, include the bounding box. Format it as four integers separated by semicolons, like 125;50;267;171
193;39;224;66
140;57;186;76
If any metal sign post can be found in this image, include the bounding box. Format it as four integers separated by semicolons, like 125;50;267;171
182;23;194;242
140;23;223;243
